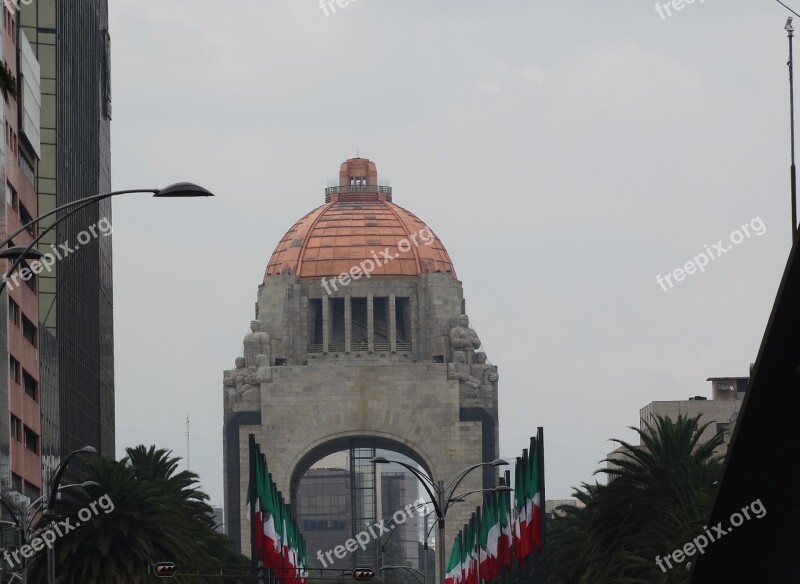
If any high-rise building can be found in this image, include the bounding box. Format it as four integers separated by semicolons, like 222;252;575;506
0;2;43;508
20;1;114;474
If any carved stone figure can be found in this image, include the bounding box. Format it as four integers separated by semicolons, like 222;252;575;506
255;353;272;384
447;351;480;390
244;321;271;368
471;352;498;395
223;357;249;403
449;315;481;362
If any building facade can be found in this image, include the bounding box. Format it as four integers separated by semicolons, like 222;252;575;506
0;3;43;510
20;1;114;475
223;158;501;583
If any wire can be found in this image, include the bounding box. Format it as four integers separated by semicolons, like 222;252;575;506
777;0;800;19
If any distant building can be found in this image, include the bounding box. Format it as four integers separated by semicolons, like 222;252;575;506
545;499;585;520
608;376;749;470
296;467;352;571
211;507;224;533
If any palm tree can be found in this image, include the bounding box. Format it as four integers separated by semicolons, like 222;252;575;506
26;446;249;583
548;415;723;584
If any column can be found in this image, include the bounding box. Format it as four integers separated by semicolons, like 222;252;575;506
344;294;352;354
322;295;330;354
367;294;374;353
389;293;397;353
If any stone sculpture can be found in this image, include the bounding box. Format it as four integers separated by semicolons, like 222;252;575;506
243;320;271;368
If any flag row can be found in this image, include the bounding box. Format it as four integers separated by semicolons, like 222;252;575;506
248;435;309;584
445;429;544;584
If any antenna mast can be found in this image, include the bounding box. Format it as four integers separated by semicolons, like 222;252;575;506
186;414;191;471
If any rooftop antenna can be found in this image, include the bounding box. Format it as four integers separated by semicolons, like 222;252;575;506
186;414;191;471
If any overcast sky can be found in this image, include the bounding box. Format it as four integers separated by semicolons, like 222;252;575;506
108;0;794;506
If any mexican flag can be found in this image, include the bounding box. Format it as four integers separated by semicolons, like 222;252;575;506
262;476;281;570
247;454;265;559
512;454;531;561
496;489;512;572
526;437;543;553
480;495;499;581
445;535;463;584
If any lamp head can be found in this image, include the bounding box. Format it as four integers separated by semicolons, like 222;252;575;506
370;456;390;464
0;246;45;260
80;446;99;454
490;459;509;466
788;17;794;34
154;182;214;198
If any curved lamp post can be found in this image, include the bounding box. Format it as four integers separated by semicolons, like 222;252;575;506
1;480;98;583
0;183;213;295
45;446;98;584
370;457;509;584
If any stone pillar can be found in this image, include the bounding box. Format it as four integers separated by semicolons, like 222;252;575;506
367;293;374;353
322;296;330;354
410;294;418;354
389;293;397;353
344;294;352;354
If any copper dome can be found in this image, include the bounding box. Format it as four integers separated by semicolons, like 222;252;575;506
265;158;456;280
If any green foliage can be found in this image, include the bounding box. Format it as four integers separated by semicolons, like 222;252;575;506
548;415;723;584
26;445;249;584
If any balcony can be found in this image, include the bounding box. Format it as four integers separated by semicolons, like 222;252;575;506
324;185;392;203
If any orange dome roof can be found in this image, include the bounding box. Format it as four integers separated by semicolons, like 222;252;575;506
265;159;456;280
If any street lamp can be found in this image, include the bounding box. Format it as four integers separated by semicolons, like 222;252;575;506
1;481;97;583
0;183;214;295
370;458;508;584
45;446;98;584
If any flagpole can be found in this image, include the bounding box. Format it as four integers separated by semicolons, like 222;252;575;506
537;428;547;584
503;470;511;584
249;435;258;583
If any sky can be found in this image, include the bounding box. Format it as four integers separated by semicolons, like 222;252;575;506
109;0;795;506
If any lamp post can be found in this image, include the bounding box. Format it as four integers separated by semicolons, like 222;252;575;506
0;183;214;295
370;458;508;584
1;481;97;583
44;446;98;584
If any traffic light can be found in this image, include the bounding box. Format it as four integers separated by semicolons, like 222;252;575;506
352;567;375;581
153;562;177;578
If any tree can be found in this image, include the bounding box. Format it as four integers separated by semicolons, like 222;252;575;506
26;446;249;583
548;415;723;584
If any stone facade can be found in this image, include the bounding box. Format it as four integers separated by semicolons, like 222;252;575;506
222;160;500;583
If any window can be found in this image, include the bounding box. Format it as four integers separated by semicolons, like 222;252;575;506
23;425;38;453
22;315;36;347
19;202;34;236
22;370;37;400
23;272;36;293
5;181;17;211
10;414;21;441
8;298;19;325
23;481;39;501
9;355;20;383
11;473;22;494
